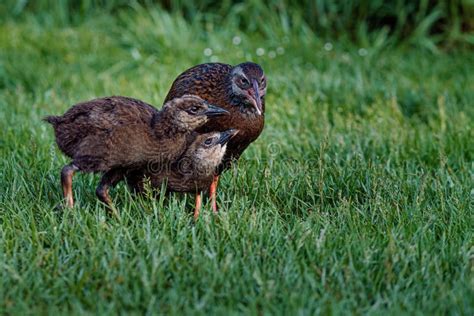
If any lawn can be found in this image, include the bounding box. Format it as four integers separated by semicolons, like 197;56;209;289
0;3;473;315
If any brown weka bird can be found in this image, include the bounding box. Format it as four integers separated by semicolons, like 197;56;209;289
126;129;238;219
164;62;267;212
44;95;228;210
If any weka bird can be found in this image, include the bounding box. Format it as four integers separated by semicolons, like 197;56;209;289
126;129;238;219
44;95;228;210
164;62;267;212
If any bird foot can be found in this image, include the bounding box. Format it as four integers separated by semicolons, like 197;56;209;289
211;201;219;214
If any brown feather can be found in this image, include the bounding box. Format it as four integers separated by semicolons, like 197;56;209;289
45;95;221;173
126;130;236;194
164;62;266;172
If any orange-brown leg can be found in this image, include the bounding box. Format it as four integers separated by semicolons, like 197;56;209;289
194;192;202;220
61;164;78;208
209;175;219;213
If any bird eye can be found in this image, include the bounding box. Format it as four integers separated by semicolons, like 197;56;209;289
240;77;250;86
189;105;200;113
204;138;213;145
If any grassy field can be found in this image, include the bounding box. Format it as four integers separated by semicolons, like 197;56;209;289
1;4;473;315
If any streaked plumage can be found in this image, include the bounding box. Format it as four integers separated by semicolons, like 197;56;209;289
164;62;266;170
164;62;267;212
126;129;238;219
127;129;238;193
44;95;228;209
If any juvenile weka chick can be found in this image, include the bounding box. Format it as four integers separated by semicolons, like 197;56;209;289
164;62;267;212
44;95;228;209
126;129;238;219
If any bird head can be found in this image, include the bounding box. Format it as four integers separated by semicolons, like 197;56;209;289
163;95;229;131
230;62;267;115
180;129;238;176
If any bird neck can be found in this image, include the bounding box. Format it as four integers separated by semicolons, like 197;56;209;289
151;111;189;138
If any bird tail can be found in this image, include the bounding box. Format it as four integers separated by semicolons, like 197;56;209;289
43;115;61;126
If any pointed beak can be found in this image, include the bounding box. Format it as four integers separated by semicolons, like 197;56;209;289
204;104;229;117
218;129;239;145
251;79;263;115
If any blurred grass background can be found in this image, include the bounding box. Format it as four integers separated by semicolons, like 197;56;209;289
2;0;474;49
0;0;473;314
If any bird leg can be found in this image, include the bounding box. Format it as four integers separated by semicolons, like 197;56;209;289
96;181;112;206
209;175;219;213
96;169;123;216
61;164;79;208
194;192;202;220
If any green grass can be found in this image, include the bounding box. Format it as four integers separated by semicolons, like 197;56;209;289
3;0;474;48
1;4;473;315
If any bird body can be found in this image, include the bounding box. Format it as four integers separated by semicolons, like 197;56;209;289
44;95;228;208
164;62;266;168
126;129;238;219
127;129;238;194
46;96;225;172
164;62;267;212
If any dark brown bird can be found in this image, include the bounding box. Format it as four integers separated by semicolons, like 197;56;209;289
164;62;267;212
126;129;238;219
44;95;228;210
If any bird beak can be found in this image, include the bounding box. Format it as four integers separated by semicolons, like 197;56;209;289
251;79;263;115
204;104;229;117
218;129;239;145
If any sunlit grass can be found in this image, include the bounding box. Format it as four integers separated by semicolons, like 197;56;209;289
0;5;473;315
